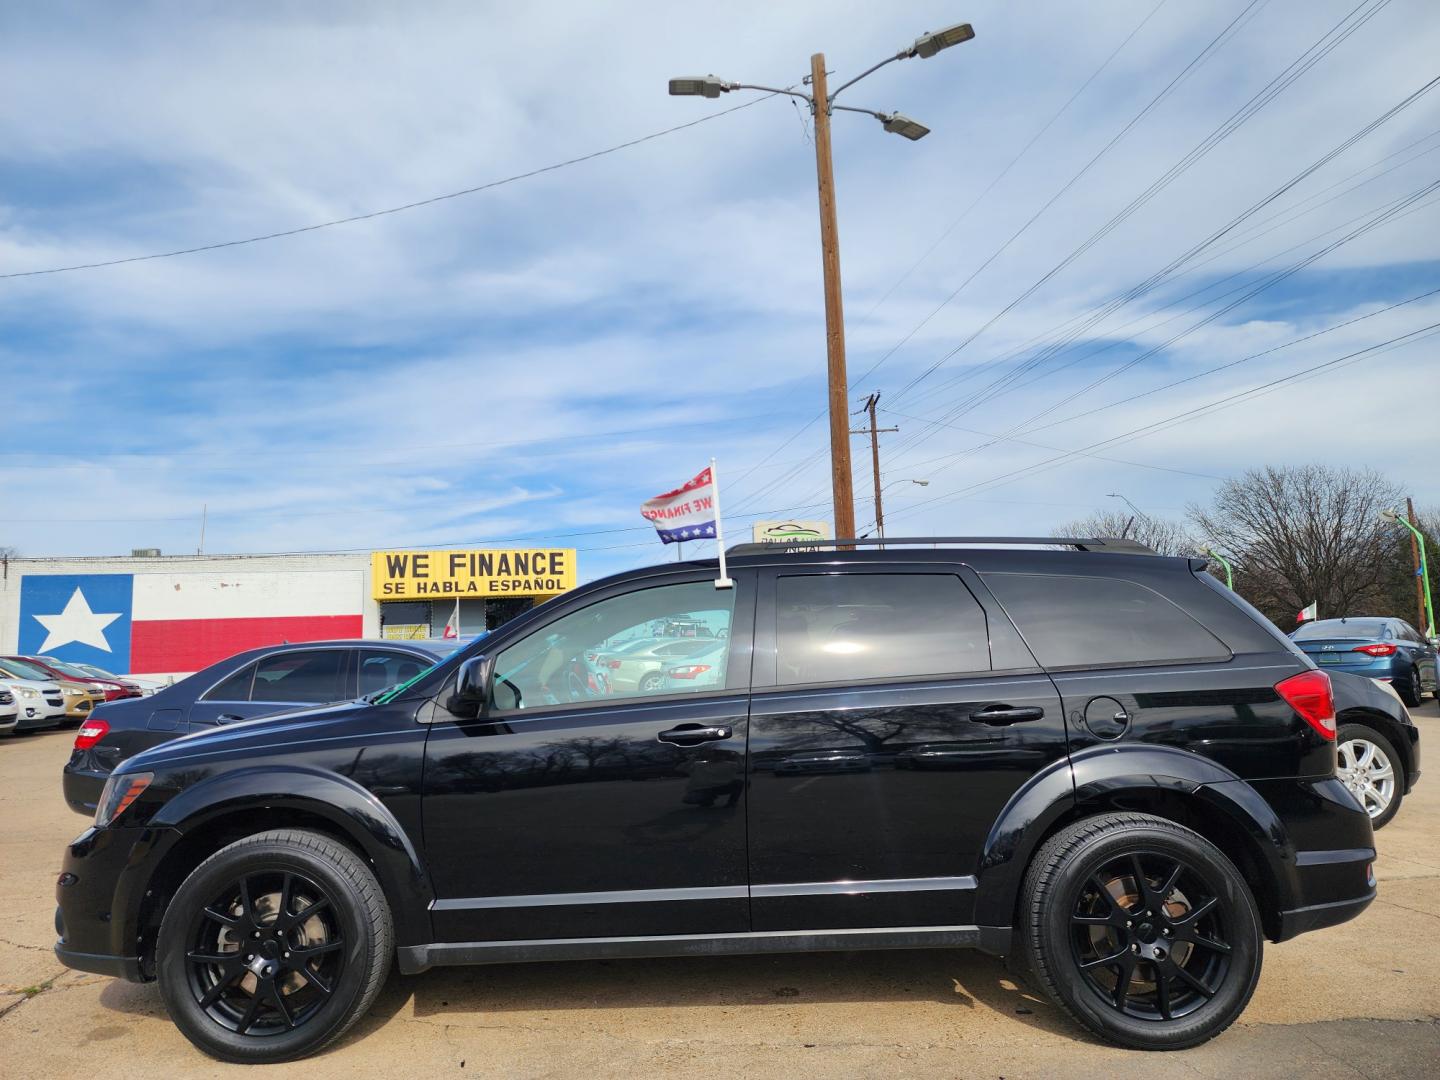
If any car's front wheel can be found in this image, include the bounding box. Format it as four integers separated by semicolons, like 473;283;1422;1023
1020;813;1262;1050
157;829;392;1063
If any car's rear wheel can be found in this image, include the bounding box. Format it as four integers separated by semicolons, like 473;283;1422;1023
1397;666;1423;708
157;829;391;1063
1337;723;1403;829
638;672;664;693
1020;813;1262;1050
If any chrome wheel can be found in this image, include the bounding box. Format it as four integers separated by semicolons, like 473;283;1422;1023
1070;851;1232;1022
1338;737;1395;819
185;870;344;1036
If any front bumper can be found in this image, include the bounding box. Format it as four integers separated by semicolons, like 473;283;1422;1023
54;823;180;983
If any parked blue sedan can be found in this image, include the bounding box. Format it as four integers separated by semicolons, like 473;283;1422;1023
61;637;465;815
1290;616;1437;706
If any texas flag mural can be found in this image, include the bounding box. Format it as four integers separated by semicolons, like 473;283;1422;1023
18;571;364;675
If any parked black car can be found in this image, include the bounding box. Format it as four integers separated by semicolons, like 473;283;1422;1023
54;537;1375;1062
1329;669;1422;829
62;639;460;815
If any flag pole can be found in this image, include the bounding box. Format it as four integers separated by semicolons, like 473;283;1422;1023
711;457;734;589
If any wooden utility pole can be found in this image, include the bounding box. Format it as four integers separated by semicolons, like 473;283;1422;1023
810;53;856;541
852;392;898;539
1407;497;1425;631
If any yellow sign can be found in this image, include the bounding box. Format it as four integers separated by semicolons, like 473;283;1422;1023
372;549;577;600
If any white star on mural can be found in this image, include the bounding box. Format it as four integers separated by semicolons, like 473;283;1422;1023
33;587;121;653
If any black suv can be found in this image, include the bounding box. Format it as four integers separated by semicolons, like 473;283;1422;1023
54;538;1375;1062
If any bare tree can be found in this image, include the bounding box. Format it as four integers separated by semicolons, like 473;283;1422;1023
1053;510;1197;557
1188;465;1402;628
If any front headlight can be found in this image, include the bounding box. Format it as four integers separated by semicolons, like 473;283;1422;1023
17;687;40;699
94;772;154;828
60;683;85;695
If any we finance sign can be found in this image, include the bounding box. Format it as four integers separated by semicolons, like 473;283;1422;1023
371;549;576;599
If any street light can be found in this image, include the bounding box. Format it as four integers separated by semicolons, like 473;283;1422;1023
1381;508;1435;636
877;479;929;541
669;20;975;541
1197;543;1234;590
909;22;978;59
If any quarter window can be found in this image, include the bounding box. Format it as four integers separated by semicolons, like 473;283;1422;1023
982;573;1229;668
774;573;990;685
249;650;348;704
203;663;256;702
492;581;736;710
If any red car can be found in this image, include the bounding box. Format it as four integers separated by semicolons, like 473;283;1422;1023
4;655;143;702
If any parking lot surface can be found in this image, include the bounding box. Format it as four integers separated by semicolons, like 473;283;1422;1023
3;706;1438;1079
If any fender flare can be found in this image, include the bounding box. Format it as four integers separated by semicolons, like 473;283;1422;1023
972;744;1298;930
128;765;434;945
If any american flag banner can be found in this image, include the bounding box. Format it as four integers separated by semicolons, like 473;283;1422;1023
640;467;719;544
641;460;734;588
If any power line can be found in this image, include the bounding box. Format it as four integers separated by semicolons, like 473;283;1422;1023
885;0;1399;408
0;93;778;280
876;72;1440;471
884;320;1440;522
857;0;1172;321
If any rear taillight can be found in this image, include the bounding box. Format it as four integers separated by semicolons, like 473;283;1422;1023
1275;670;1336;739
74;719;110;750
1352;643;1397;657
666;664;712;680
606;660;622;669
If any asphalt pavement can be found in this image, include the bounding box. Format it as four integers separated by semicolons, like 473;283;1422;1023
2;702;1437;1078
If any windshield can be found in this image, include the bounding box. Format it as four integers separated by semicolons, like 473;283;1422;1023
1293;619;1389;640
73;662;123;679
40;658;99;679
0;657;55;680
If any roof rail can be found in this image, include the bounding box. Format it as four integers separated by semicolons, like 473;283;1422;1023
725;536;1158;557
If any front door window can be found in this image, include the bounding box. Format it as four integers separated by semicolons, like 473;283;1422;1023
491;581;736;709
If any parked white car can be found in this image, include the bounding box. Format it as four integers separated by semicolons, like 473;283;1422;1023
0;678;67;731
0;684;18;734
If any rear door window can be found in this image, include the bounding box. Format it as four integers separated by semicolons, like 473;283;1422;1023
358;650;431;696
981;573;1229;669
774;573;990;685
249;650;348;704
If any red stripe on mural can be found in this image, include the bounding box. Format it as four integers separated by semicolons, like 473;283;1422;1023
129;615;364;673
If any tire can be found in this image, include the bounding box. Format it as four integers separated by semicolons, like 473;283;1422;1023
1337;723;1404;829
156;829;392;1063
1020;812;1262;1051
1397;666;1423;708
638;672;664;693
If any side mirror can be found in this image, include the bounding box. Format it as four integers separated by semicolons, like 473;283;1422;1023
445;655;491;719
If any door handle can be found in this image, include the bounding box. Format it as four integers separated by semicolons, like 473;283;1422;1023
973;704;1044;726
216;713;246;724
658;724;733;746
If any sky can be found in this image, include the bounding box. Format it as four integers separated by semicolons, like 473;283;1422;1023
2;0;1438;583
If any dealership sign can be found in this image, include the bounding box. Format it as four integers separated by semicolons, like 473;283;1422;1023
371;549;577;599
751;520;832;545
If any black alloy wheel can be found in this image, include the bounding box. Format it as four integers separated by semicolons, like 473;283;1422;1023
1020;813;1262;1050
1069;852;1232;1022
184;869;344;1036
158;829;391;1063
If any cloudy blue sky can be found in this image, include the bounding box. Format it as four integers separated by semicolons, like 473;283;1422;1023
2;0;1438;582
